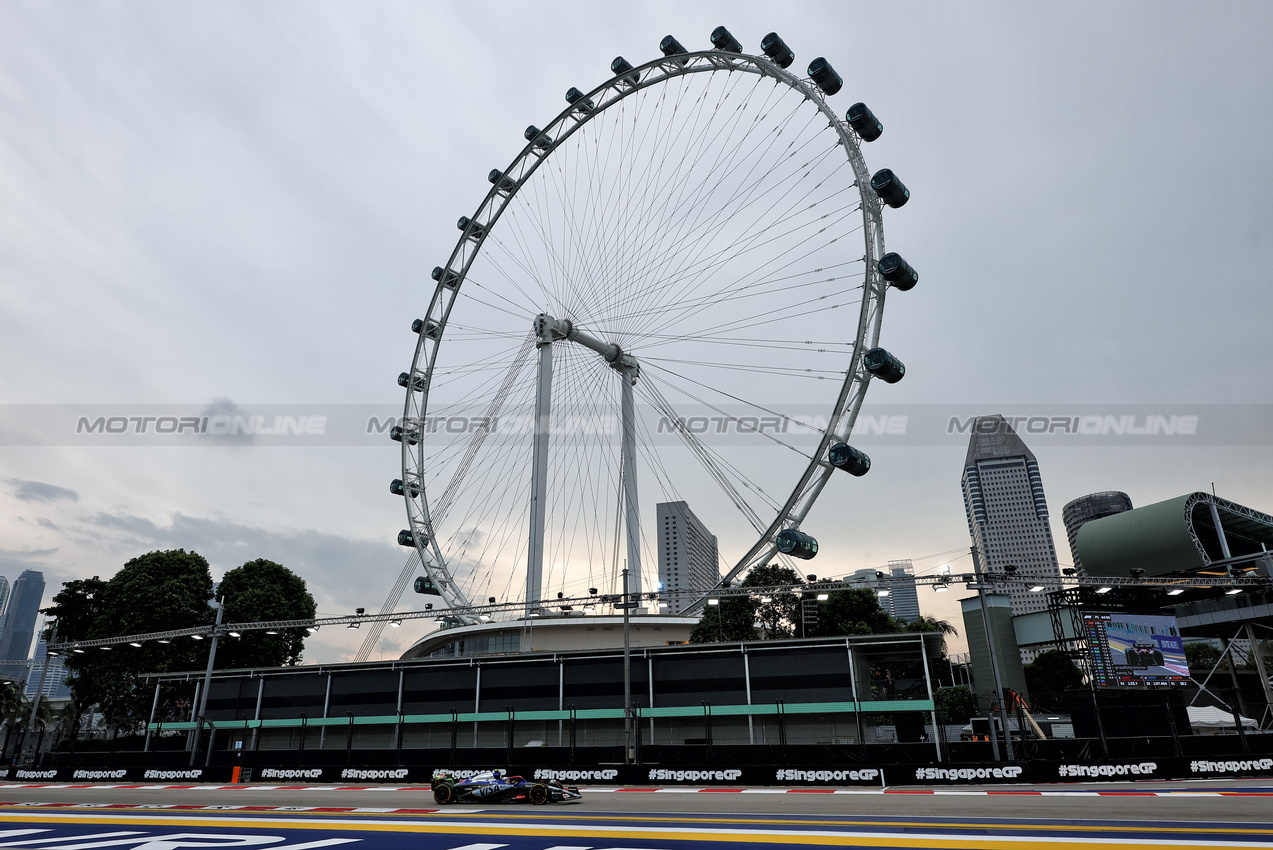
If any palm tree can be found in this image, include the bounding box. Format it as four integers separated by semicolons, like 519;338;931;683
906;615;958;653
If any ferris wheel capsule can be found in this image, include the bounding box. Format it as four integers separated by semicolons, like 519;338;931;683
710;26;743;54
760;32;795;68
610;56;639;86
660;35;687;57
863;347;906;383
776;529;819;560
877;252;919;291
828;443;871;476
870;169;910;208
807;57;843;96
846;102;883;142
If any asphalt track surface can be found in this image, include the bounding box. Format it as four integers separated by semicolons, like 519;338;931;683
1;780;1272;849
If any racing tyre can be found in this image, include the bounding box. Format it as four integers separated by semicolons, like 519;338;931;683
433;782;454;805
528;783;550;805
1152;651;1164;666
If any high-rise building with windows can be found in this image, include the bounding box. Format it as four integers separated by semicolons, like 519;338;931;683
960;416;1062;618
0;576;11;627
1062;491;1133;575
844;565;919;621
657;501;720;614
25;632;71;701
885;560;921;623
0;570;45;681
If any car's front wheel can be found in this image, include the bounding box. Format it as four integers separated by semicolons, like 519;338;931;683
528;783;550;805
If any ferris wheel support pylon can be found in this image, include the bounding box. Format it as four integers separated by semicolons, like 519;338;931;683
526;314;644;609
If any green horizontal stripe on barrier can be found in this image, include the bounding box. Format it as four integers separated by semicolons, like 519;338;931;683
148;698;937;732
858;699;935;712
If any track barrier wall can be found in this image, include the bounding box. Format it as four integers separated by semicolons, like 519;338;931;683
7;756;1273;785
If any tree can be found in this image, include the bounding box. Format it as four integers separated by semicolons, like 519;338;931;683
1185;641;1223;674
688;595;755;643
214;559;317;669
1023;649;1084;710
906;615;958;653
42;550;215;727
934;685;977;724
799;586;903;638
742;564;804;639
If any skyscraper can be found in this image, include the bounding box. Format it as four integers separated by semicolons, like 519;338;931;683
960;416;1062;617
25;632;71;701
0;576;10;628
0;570;46;681
885;560;921;623
1062;491;1133;574
657;501;720;614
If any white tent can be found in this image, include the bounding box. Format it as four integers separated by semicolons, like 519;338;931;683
1187;705;1258;731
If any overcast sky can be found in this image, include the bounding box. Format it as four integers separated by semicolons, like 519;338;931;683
2;1;1271;662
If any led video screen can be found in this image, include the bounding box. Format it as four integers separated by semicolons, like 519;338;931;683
1083;613;1190;688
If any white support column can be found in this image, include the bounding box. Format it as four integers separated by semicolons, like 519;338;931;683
525;318;558;611
620;369;643;599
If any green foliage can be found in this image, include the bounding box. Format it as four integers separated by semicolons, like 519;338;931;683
42;550;315;727
905;615;958;654
1185;641;1223;673
688;596;755;643
43;550;214;727
742;564;804;639
215;559;317;669
934;685;977;724
799;586;904;638
1022;649;1085;710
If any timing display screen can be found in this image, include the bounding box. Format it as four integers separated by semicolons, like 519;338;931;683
1083;613;1190;688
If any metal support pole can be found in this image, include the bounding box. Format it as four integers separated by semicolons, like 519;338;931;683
1244;623;1273;729
1209;499;1233;559
971;547;1014;760
143;682;161;752
22;624;56;764
622;565;633;764
918;634;942;763
189;602;224;766
619;371;643;598
525;318;556;613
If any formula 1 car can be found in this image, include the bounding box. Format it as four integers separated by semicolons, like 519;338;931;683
431;770;582;805
1124;642;1165;668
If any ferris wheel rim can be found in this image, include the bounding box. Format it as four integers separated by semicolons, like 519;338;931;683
399;44;893;622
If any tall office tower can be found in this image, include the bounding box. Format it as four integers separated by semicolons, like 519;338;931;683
885;560;921;623
0;576;10;628
960;416;1062;617
1061;491;1133;574
0;570;45;680
657;501;721;614
25;632;71;700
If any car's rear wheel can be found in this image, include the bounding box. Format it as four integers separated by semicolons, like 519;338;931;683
528;783;550;805
433;782;454;805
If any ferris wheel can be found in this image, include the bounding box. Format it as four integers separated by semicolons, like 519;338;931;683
391;28;918;624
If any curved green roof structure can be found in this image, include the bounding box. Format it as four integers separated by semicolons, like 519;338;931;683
1075;491;1273;577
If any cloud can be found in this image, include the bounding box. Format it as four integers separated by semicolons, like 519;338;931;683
10;479;79;503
